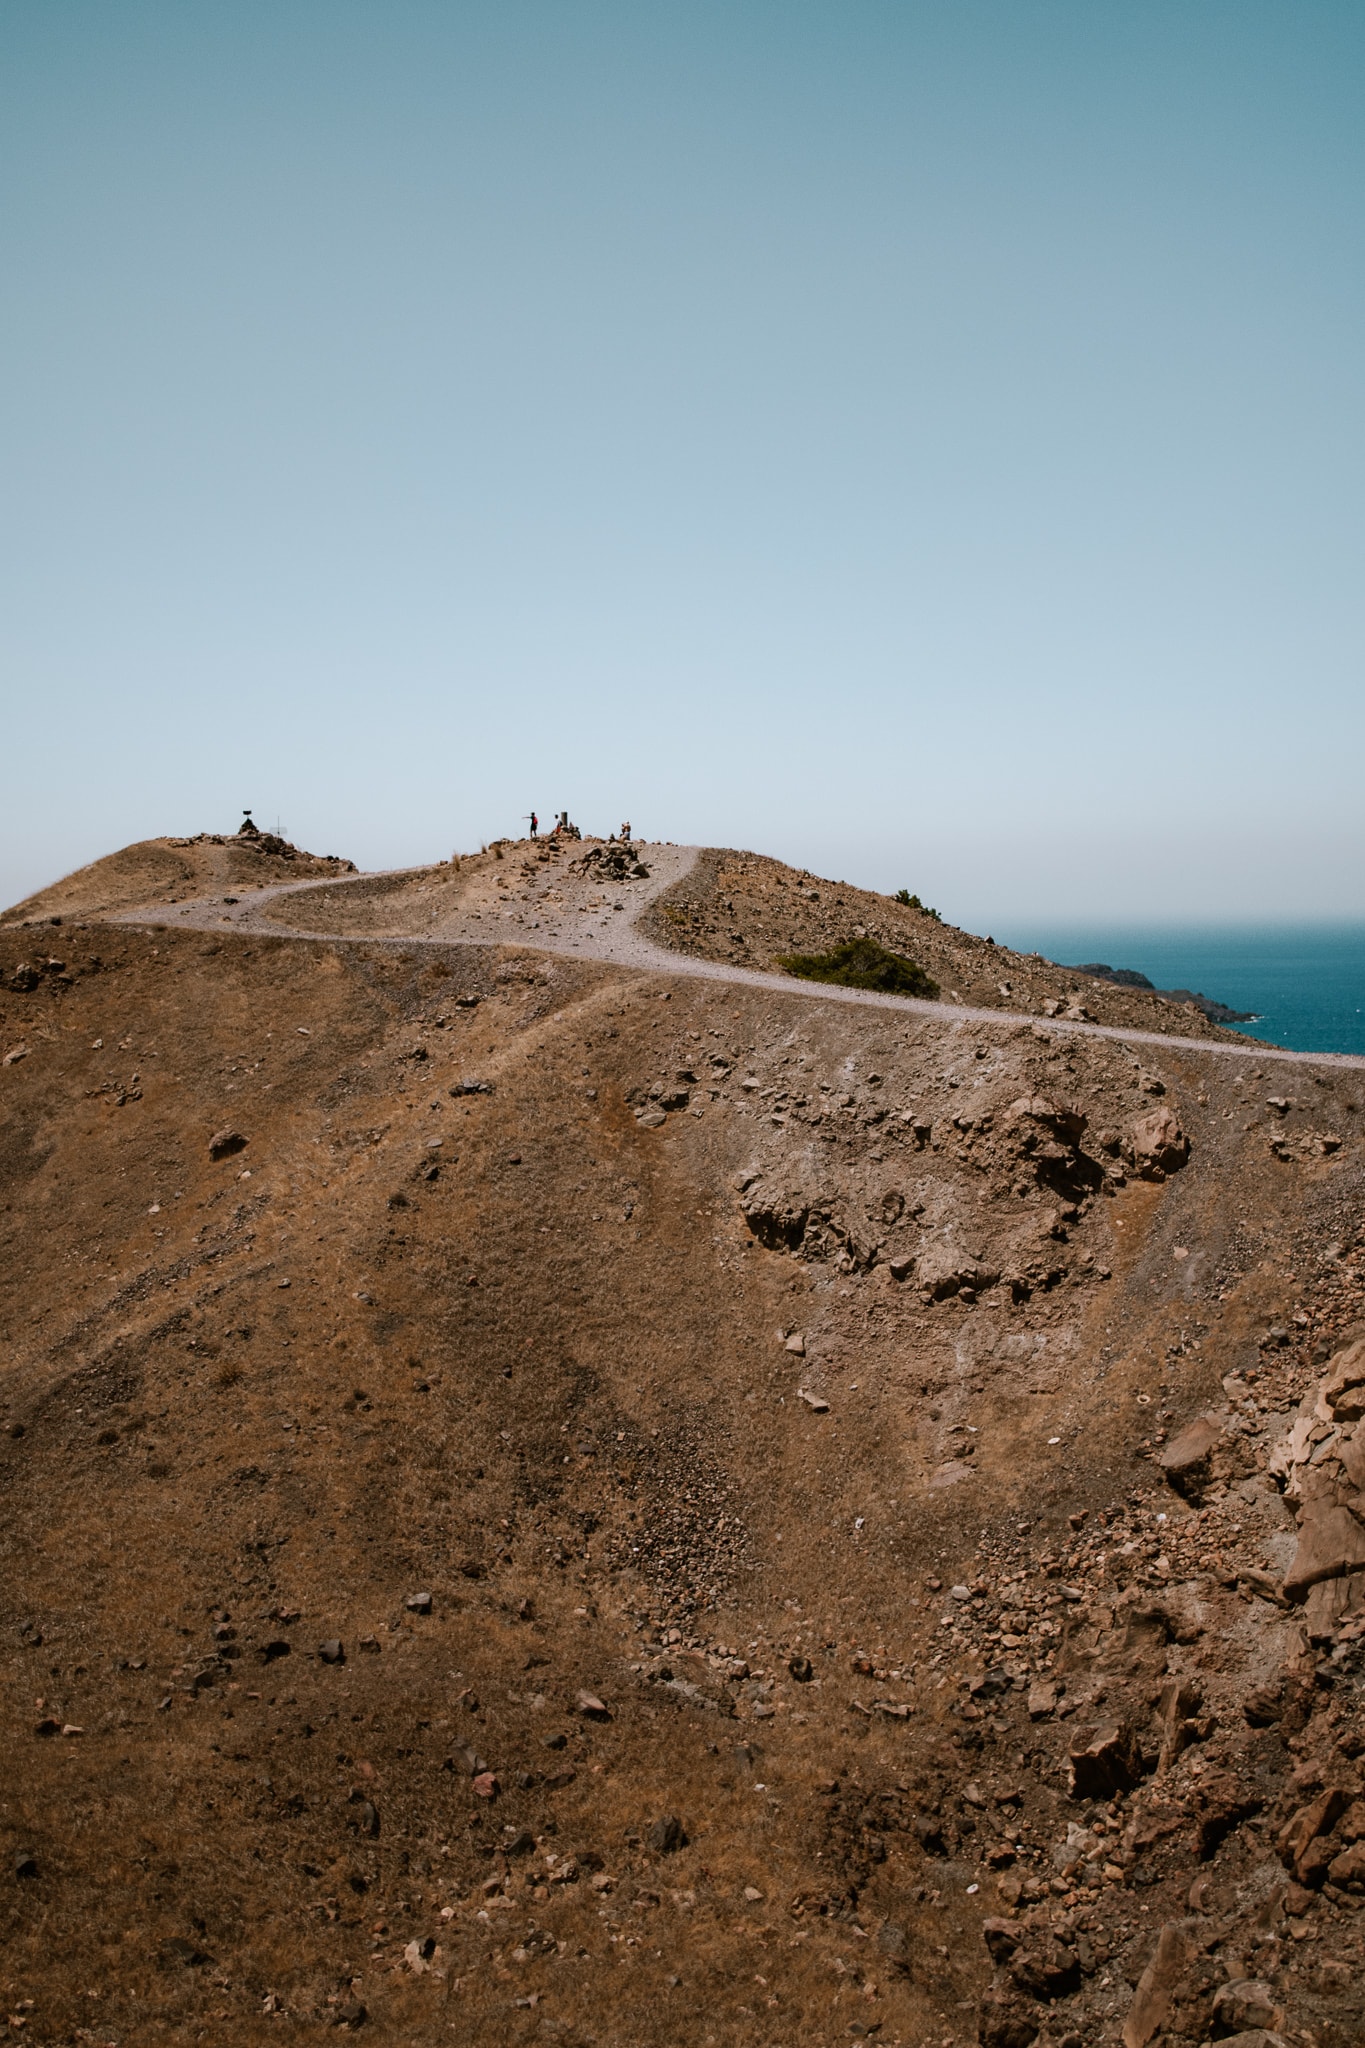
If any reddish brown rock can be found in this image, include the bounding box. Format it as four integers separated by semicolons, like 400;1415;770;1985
1327;1841;1365;1886
1278;1787;1349;1879
1157;1413;1222;1494
1213;1979;1285;2034
1282;1497;1365;1597
977;1989;1039;2048
1067;1720;1143;1799
1121;1920;1193;2048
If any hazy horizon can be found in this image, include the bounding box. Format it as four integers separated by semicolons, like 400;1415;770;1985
4;2;1363;926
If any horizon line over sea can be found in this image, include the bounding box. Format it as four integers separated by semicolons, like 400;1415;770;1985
987;921;1365;1060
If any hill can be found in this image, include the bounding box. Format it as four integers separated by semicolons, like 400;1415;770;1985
1;837;1363;2047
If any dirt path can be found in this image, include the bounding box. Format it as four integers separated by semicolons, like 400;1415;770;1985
108;842;1365;1070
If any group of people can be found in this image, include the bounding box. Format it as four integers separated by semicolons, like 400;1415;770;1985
525;812;632;843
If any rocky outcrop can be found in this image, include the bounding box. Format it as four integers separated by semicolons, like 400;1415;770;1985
1271;1341;1365;1620
1127;1105;1190;1179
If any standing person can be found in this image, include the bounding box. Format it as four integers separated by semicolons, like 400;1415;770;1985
525;812;538;838
620;819;631;844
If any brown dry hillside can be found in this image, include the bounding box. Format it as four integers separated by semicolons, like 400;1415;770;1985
1;848;1364;2048
639;848;1244;1041
1;833;354;928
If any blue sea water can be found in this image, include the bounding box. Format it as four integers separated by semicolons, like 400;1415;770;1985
989;923;1365;1059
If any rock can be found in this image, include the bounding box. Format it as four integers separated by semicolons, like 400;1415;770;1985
1009;1935;1079;1999
1303;1572;1365;1642
318;1639;345;1664
1278;1787;1349;1879
14;1852;37;1879
742;1188;809;1250
797;1389;829;1412
916;1242;998;1301
1212;1981;1285;2035
260;1638;291;1663
1067;1721;1143;1799
982;1917;1021;1962
1327;1840;1365;1885
977;1990;1040;2048
648;1814;686;1853
352;1799;379;1838
788;1655;813;1682
1211;2035;1293;2048
1157;1413;1223;1495
208;1127;247;1161
1027;1680;1057;1721
330;1998;367;2029
1121;1920;1192;2048
575;1690;610;1719
876;1920;910;1970
1282;1494;1365;1597
1186;1771;1262;1856
784;1332;806;1355
1129;1106;1189;1178
1242;1682;1283;1726
1333;1798;1364;1841
1007;1095;1087;1148
1321;1339;1365;1420
405;1591;432;1614
472;1771;499;1799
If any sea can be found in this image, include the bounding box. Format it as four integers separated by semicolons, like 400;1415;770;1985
989;923;1365;1060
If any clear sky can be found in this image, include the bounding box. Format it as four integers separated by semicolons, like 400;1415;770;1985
3;2;1362;925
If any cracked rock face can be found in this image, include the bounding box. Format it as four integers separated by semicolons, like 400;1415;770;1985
1270;1340;1365;1606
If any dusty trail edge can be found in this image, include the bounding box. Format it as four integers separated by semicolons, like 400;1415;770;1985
108;842;1365;1071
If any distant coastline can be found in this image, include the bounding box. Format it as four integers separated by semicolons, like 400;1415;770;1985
1059;960;1257;1027
991;922;1365;1058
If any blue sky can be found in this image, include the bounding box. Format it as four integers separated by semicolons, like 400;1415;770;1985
3;2;1363;923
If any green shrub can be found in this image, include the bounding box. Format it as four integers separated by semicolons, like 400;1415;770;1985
894;888;941;920
776;937;940;998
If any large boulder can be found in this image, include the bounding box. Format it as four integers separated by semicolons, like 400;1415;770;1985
1128;1106;1190;1178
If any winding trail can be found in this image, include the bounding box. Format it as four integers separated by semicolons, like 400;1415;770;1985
111;843;1365;1071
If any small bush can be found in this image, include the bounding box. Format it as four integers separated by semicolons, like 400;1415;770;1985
777;937;940;998
894;888;941;920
